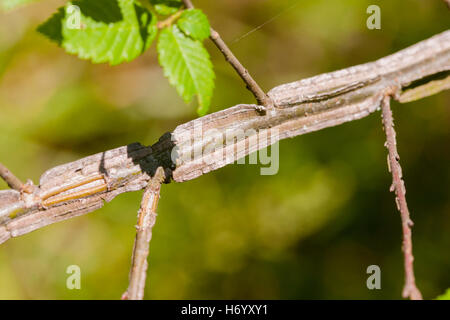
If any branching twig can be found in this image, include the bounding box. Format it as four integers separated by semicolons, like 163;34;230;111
0;163;24;191
182;0;274;110
0;29;447;301
0;30;448;245
380;94;423;300
122;167;166;300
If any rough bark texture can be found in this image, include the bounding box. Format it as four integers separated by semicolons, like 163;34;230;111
0;30;449;245
381;95;422;300
123;168;165;300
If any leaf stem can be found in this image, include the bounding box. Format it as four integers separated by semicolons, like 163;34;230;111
157;10;183;29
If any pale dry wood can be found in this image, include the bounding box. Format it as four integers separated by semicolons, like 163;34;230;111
123;168;165;300
381;94;422;300
0;30;449;245
0;163;24;191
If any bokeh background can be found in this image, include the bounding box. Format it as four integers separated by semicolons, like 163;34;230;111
0;0;449;299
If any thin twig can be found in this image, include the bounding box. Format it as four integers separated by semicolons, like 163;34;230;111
122;167;166;300
0;163;24;191
181;0;194;9
380;94;422;300
181;0;274;111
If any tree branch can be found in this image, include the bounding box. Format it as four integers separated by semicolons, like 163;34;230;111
380;94;422;300
0;30;448;245
182;0;274;111
122;167;165;300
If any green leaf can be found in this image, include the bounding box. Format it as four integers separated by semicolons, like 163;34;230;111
38;0;158;66
436;288;450;300
177;9;210;41
150;0;182;16
157;25;214;115
37;7;65;45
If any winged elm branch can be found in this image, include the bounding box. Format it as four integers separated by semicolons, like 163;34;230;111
0;30;448;245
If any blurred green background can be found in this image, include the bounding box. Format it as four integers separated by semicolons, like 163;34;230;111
0;0;449;299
